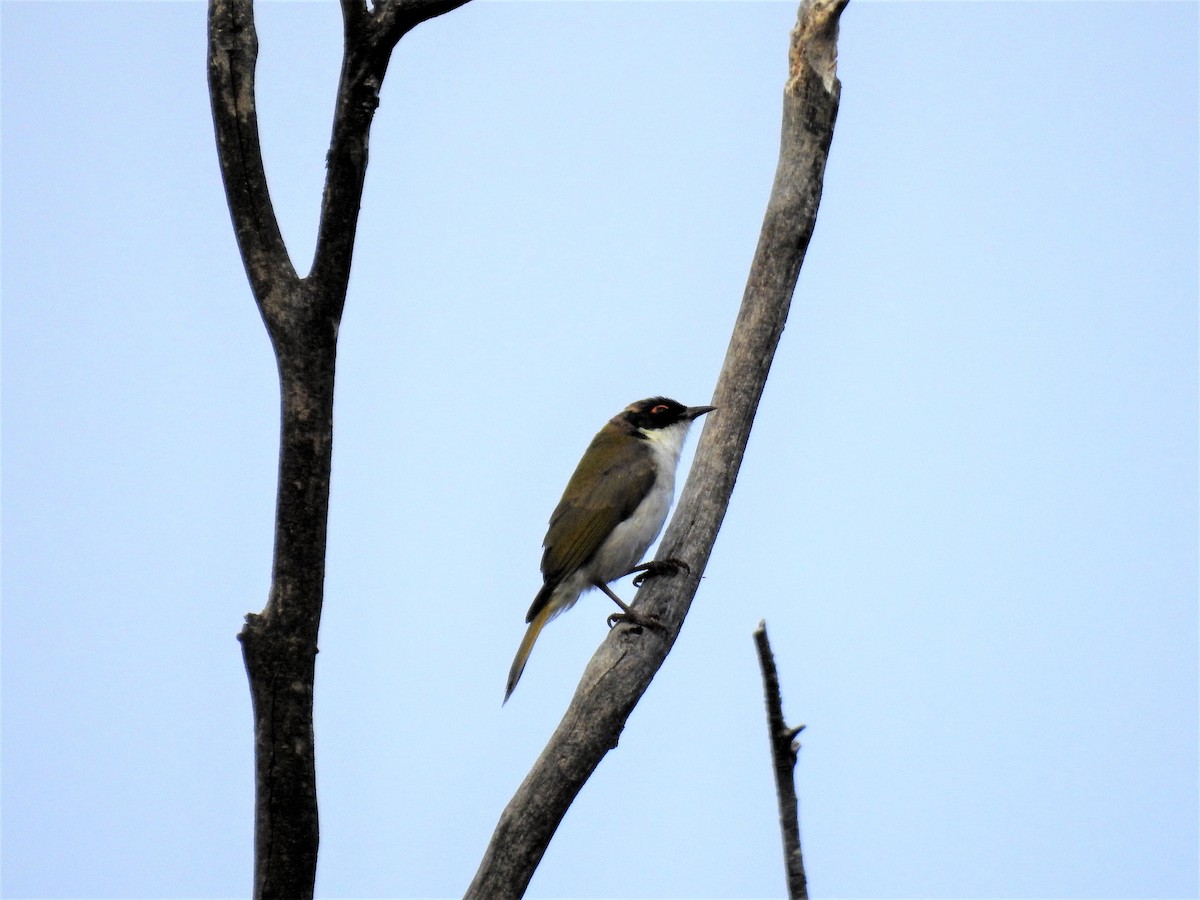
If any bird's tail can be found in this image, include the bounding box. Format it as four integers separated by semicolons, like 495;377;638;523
504;601;556;704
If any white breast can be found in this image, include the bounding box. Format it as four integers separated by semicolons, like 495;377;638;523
588;420;691;582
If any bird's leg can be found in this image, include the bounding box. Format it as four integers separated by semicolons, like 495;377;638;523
623;557;691;588
596;580;665;631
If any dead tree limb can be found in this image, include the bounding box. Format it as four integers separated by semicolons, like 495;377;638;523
755;621;808;899
207;1;469;897
465;2;847;897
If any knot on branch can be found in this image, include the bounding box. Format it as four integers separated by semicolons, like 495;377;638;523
357;75;382;116
780;722;806;765
782;722;806;745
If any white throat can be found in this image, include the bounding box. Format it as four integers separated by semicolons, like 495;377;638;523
638;419;692;472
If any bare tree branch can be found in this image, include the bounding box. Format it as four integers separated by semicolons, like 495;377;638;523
465;1;847;897
309;0;471;300
208;0;298;299
372;0;475;48
207;1;471;897
755;621;808;899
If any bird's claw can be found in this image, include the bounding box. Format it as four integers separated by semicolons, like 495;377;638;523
631;558;691;588
607;609;665;632
607;612;637;632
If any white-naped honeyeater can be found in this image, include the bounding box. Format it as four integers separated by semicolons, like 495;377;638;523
504;397;715;702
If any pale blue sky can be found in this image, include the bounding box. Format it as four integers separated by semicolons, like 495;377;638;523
2;2;1197;898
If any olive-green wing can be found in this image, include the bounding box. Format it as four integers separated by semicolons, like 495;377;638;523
529;429;656;618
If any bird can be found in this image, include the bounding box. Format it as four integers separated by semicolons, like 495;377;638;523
504;396;715;702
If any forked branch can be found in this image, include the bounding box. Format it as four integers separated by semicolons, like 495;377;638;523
465;1;847;897
207;1;471;898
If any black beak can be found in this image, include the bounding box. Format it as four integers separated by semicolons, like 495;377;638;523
685;405;717;420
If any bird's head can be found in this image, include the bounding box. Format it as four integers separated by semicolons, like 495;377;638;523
615;397;716;439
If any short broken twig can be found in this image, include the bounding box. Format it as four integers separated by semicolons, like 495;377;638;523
754;620;807;900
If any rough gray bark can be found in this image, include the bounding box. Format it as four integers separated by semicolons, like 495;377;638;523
465;1;847;897
206;1;469;898
755;621;808;899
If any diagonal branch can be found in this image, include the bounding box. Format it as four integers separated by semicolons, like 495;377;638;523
465;1;847;897
372;0;476;47
754;621;808;899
